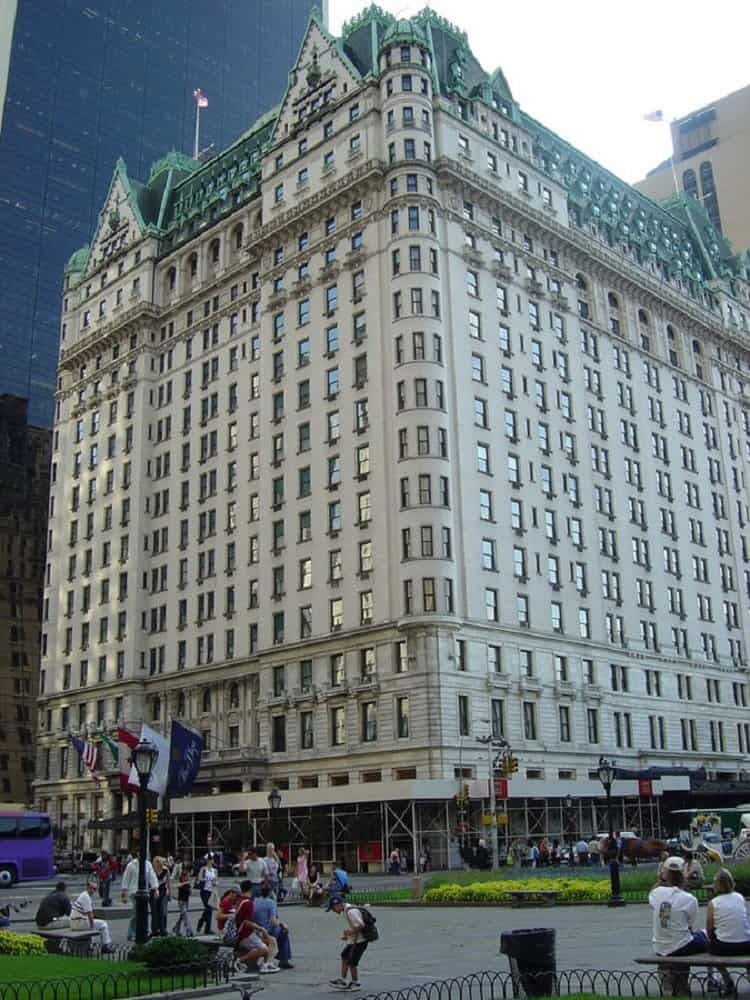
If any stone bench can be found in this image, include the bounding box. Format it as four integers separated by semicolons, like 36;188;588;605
35;927;100;956
506;889;560;907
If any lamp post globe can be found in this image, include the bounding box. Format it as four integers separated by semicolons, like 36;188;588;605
134;740;158;780
268;787;282;812
133;739;158;944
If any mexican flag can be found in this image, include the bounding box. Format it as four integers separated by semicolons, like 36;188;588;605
100;731;119;767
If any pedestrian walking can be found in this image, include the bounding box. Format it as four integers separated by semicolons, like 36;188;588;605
327;894;377;991
121;855;158;941
195;855;218;934
93;850;117;907
172;866;193;937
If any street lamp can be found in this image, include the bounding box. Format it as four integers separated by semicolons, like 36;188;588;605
477;733;508;871
596;756;625;907
133;740;158;944
564;795;574;867
267;787;282;812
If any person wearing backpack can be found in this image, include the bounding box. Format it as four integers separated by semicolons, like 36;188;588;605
327;894;377;991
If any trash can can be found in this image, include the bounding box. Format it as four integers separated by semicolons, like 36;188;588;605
500;927;556;997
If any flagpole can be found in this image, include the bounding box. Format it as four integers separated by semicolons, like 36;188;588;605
194;101;200;160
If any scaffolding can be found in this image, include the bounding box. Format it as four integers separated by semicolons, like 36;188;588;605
171;794;661;868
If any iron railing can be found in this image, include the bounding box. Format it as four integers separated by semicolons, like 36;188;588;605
361;968;750;999
0;958;233;1000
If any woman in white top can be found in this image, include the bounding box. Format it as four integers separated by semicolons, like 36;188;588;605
707;868;750;954
648;856;708;956
196;855;218;934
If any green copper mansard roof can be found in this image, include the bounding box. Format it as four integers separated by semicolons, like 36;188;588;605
65;245;90;274
69;3;747;312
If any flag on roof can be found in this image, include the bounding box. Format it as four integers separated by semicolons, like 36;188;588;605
643;109;664;122
193;88;208;109
70;735;100;784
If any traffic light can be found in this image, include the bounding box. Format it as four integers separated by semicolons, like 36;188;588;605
146;808;159;826
506;755;519;775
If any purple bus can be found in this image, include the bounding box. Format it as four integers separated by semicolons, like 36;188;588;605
0;811;55;887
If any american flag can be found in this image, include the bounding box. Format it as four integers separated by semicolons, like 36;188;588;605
193;88;208;109
70;734;100;783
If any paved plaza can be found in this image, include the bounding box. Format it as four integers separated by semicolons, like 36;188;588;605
10;875;662;997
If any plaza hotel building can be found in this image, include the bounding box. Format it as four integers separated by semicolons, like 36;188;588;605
35;7;750;863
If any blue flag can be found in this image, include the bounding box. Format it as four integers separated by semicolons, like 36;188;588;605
167;720;204;796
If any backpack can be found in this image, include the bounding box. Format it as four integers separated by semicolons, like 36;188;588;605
351;904;378;942
222;914;239;947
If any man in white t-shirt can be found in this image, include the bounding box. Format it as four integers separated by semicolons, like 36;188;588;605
121;857;158;941
649;856;708;956
71;879;115;951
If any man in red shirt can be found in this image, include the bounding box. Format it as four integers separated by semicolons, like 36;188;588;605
236;880;278;974
93;850;118;907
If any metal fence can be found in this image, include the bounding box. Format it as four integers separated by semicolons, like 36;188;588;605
360;968;750;999
0;958;233;1000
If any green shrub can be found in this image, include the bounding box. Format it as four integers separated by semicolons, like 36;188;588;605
0;931;47;956
131;936;210;968
423;877;611;903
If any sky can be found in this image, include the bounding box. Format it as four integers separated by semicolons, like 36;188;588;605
329;0;750;185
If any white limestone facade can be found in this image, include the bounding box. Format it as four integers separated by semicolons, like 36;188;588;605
35;10;750;850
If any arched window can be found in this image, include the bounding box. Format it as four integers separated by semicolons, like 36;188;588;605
607;292;619;310
575;273;588;291
637;308;649;326
229;683;239;709
682;169;698;200
209;238;220;264
151;697;161;721
202;688;212;713
666;324;675;341
700;161;722;233
167;266;176;292
233;224;244;251
177;691;186;716
188;252;198;278
692;339;702;355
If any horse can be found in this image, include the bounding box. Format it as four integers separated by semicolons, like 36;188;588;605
621;837;669;866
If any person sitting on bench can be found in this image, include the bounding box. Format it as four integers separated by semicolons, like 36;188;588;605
71;878;115;952
36;882;72;928
649;856;708;957
705;866;750;994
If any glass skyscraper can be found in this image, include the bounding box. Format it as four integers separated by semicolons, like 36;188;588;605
0;0;322;425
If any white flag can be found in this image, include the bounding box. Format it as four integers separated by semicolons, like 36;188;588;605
141;724;170;797
643;109;664;122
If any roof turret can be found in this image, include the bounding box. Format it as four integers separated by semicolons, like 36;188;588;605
378;17;428;55
65;245;90;274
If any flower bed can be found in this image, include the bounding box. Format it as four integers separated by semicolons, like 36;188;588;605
424;877;612;903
